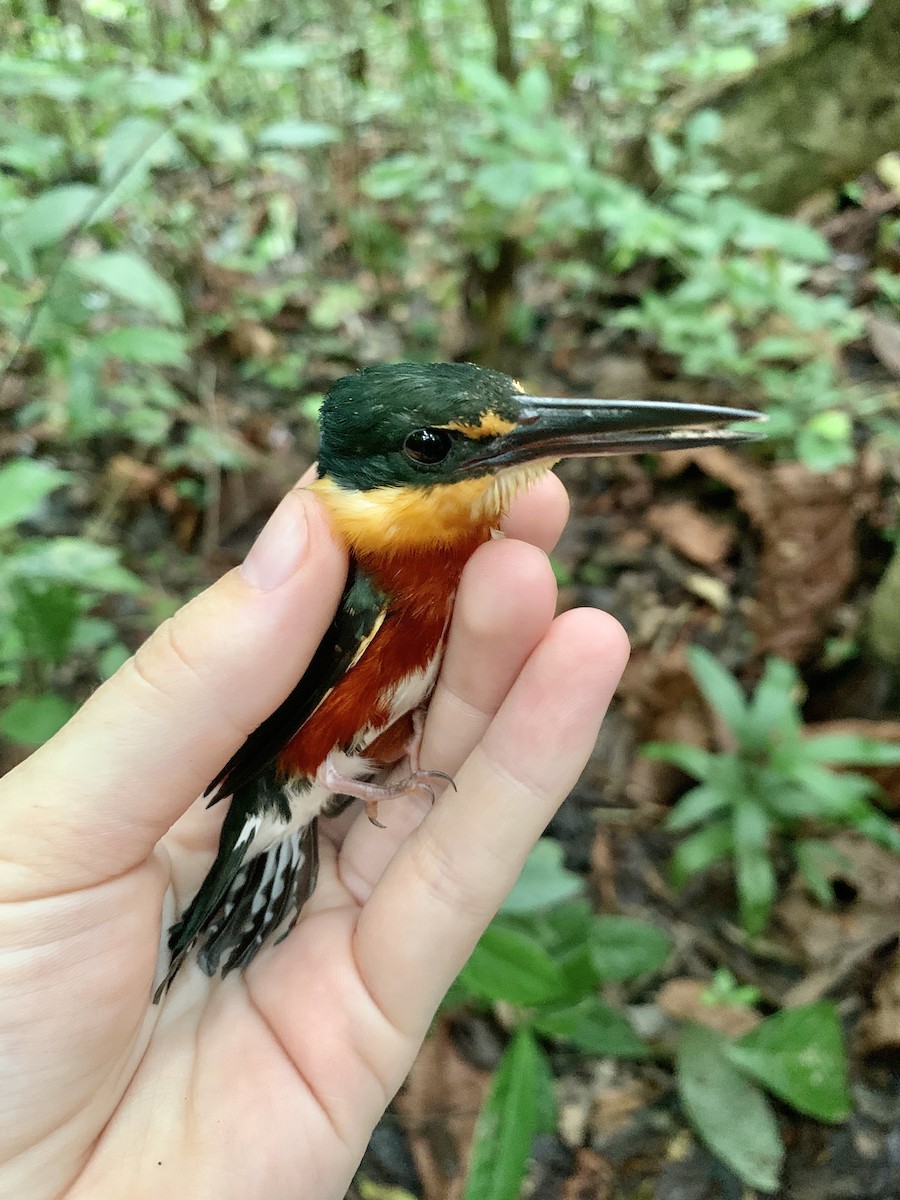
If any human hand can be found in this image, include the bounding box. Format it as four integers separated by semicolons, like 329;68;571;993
0;473;628;1200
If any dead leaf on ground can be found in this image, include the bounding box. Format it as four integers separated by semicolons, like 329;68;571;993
645;500;736;569
589;1073;657;1140
777;835;900;1006
562;1147;614;1200
656;978;761;1038
106;454;163;502
672;449;882;661
867;313;900;376
856;947;900;1057
394;1018;490;1200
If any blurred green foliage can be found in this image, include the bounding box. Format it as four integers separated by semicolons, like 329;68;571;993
0;0;888;477
0;458;138;741
644;648;900;934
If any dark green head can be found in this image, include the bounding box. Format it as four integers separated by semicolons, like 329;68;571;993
317;362;763;492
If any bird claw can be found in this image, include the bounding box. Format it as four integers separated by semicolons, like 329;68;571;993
317;755;456;827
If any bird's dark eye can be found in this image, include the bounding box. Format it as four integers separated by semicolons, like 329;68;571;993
403;427;453;465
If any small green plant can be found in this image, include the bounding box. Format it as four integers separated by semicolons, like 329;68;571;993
644;648;900;934
677;999;850;1193
0;458;141;744
450;840;669;1200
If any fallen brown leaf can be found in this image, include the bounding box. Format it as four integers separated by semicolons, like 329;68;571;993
656;978;761;1038
562;1147;615;1200
856;948;900;1056
777;835;900;1006
645;500;736;568
868;312;900;376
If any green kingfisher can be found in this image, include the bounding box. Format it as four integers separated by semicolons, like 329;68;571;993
155;362;762;999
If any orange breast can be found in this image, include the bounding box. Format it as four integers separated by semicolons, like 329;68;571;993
277;534;486;778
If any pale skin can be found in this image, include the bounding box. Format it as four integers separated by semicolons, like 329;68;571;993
0;473;629;1200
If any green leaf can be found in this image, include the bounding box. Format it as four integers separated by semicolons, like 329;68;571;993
239;41;316;70
0;459;69;528
9;184;99;250
732;803;776;935
670;820;733;888
257;120;340;149
666;784;729;831
747;657;803;742
124;70;198;109
687;646;749;736
101;116;168;187
72;253;183;326
10;582;80;665
95;326;189;366
802;733;900;767
464;1028;542;1200
728;1003;851;1122
678;1023;783;1192
459;923;566;1006
0;693;76;744
500;839;583;914
793;839;841;906
642;741;714;780
534;996;647;1058
590;916;670;981
5;537;142;593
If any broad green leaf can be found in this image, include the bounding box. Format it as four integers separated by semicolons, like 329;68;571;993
258;120;340;149
666;784;729;831
463;1028;541;1200
5;538;142;593
501;839;582;914
727;1003;851;1122
591;916;670;981
670;820;732;888
71;253;183;326
678;1023;783;1193
95;326;189;366
0;460;69;528
100;116;172;187
533;1042;558;1134
459;923;566;1006
516;64;552;115
0;693;76;744
687;646;749;736
10;582;80;665
802;733;900;767
10;184;99;250
239;41;316;70
534;996;647;1058
124;70;198;109
642;741;714;780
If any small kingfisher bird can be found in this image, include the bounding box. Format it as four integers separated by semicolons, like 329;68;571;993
156;362;761;998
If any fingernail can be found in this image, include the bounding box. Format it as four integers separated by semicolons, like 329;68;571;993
241;491;309;591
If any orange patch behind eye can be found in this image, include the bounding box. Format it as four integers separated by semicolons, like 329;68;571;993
445;410;517;439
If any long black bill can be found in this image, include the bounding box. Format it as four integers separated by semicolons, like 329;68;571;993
463;396;765;472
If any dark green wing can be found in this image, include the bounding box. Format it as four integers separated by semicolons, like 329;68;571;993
204;558;388;805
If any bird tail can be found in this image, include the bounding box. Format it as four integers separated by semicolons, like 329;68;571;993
153;818;319;1003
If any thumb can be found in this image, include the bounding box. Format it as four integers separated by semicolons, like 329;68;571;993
0;488;347;899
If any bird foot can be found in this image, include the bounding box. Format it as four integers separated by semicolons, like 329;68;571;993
316;753;456;827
